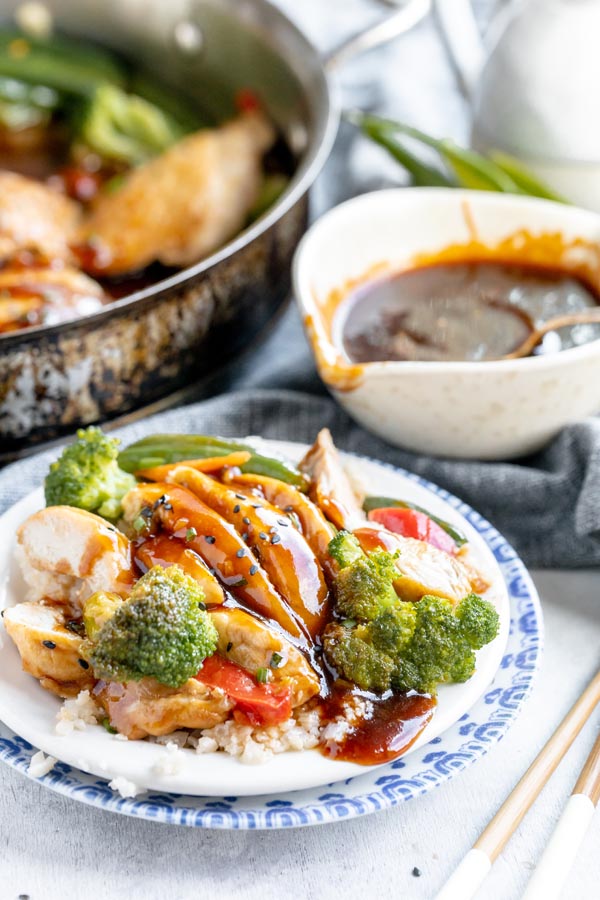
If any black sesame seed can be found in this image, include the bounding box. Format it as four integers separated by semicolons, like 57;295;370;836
284;505;294;512
236;548;245;558
241;532;249;542
259;532;268;540
249;564;258;576
233;504;241;514
251;504;261;509
198;601;207;611
42;640;56;650
271;535;281;545
235;493;245;500
242;517;250;525
412;868;421;878
278;519;289;526
78;658;90;670
204;535;216;544
140;505;153;519
226;641;233;652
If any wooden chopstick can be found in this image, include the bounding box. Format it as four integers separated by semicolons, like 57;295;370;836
435;669;600;900
521;726;600;900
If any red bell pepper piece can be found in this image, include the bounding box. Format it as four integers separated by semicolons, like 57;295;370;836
196;654;292;726
368;507;458;555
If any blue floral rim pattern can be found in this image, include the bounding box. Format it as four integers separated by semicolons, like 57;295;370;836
0;457;543;829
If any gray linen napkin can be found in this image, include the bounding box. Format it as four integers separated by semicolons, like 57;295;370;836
1;388;599;569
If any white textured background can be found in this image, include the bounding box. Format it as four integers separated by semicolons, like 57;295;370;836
3;2;600;899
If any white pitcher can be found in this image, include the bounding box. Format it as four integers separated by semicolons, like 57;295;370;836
435;0;600;210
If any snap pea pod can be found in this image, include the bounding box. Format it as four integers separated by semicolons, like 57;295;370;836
118;435;310;490
362;495;468;547
0;29;126;97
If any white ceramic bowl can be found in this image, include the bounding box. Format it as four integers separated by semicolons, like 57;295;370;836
293;188;600;459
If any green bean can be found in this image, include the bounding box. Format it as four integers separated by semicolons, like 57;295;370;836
348;110;560;200
118;434;309;490
362;496;468;547
348;111;454;187
0;29;126;97
488;149;566;202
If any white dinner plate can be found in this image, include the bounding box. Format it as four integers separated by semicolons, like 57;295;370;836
0;440;513;798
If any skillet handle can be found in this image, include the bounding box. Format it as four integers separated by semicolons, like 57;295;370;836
324;0;431;71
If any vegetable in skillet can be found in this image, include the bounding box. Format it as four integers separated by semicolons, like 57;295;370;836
118;434;309;489
44;426;136;522
84;564;218;688
323;532;499;694
0;28;201;164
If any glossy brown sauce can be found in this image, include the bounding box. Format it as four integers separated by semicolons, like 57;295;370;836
319;688;436;764
130;490;436;766
340;260;600;363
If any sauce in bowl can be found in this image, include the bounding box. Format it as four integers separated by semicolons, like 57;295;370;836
339;260;600;363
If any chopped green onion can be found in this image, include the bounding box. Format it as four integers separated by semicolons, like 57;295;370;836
185;527;197;542
256;667;270;684
132;515;147;533
270;652;283;669
100;717;117;735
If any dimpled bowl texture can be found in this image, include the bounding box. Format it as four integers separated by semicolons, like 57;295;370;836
293;188;600;460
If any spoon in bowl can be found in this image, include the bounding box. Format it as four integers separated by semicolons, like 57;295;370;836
502;309;600;360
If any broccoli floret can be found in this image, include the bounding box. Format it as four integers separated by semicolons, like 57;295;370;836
44;426;136;522
455;592;501;649
368;605;416;657
87;564;217;688
324;533;500;696
328;531;364;569
329;531;400;621
392;595;472;694
323;623;395;693
83;591;123;640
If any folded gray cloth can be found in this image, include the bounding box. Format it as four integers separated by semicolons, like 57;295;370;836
1;388;598;569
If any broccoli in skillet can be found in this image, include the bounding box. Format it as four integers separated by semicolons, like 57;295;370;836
84;565;218;688
44;426;136;522
323;531;499;695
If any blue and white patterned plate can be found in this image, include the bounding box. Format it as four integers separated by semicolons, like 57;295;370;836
0;445;542;827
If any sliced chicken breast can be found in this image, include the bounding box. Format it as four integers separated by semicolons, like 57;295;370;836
299;428;367;531
94;677;234;740
354;526;482;603
3;601;93;697
79;111;275;275
0;170;80;263
17;506;133;611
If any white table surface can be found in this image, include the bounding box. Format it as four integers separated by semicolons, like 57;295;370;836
2;570;599;900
